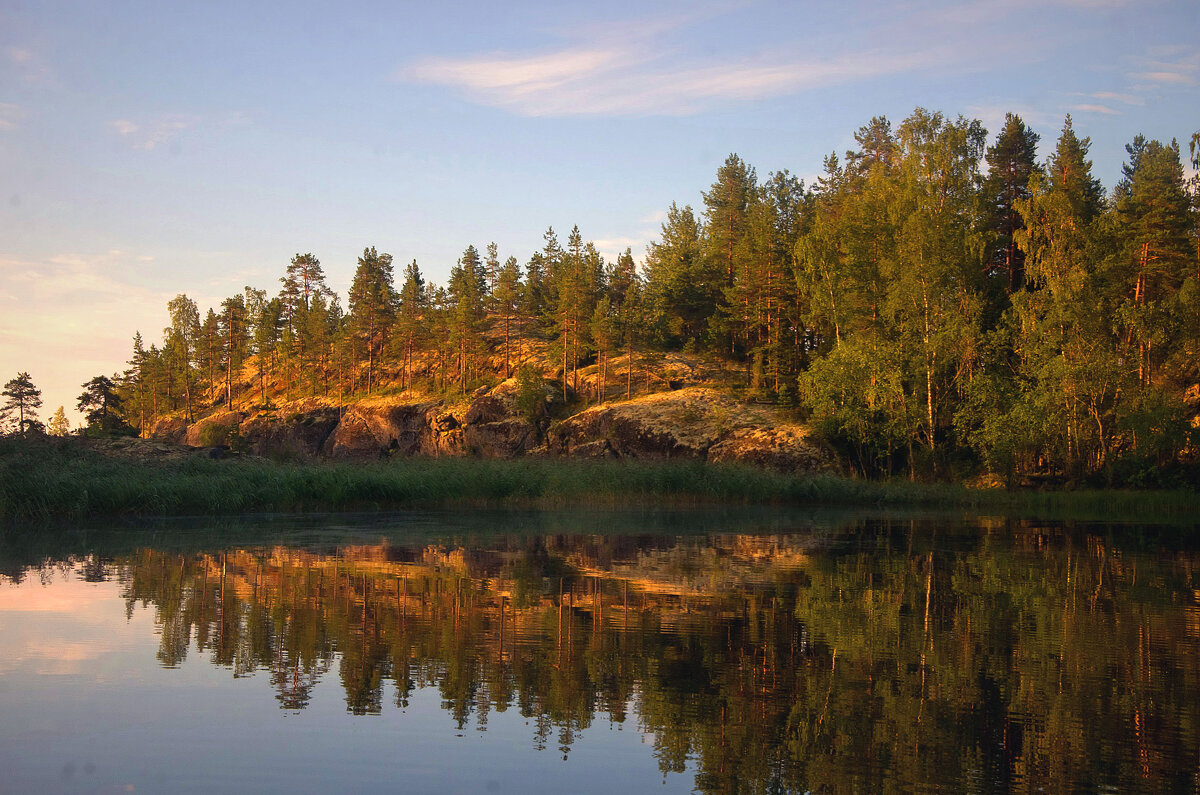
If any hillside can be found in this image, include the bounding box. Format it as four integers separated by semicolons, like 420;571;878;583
141;340;836;476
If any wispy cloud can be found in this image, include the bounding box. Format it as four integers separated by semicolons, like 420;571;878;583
592;236;649;263
399;4;961;119
1127;47;1200;87
108;119;139;136
403;43;947;117
3;45;56;86
107;114;200;150
1070;103;1120;115
1088;91;1144;106
0;102;25;131
1132;70;1196;85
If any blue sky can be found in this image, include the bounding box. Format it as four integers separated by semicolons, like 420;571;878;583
1;0;1197;424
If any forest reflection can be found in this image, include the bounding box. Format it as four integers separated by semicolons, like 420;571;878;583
85;522;1200;792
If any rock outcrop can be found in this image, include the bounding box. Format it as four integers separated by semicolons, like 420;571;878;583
185;411;244;447
159;381;834;474
147;416;188;444
707;427;835;473
547;387;833;473
322;399;447;458
548;388;747;460
239;408;341;459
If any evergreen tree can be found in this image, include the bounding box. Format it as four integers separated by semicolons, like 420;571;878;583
279;253;335;394
982;113;1041;295
448;245;487;390
2;372;42;435
202;308;221;399
643;203;717;347
395;260;427;391
1113;137;1194;387
347;246;397;394
78;375;129;434
493;256;524;378
484;242;501;296
219;294;248;408
244;287;281;405
124;332;152;434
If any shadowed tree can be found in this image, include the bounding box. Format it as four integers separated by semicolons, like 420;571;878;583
983;113;1041;297
2;372;42;435
78;375;131;435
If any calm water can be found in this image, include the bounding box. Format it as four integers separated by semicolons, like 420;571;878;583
2;509;1199;794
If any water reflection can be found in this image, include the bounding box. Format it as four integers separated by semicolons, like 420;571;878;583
6;518;1200;793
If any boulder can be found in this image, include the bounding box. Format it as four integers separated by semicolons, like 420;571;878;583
185;411;245;447
323;400;452;458
238;408;341;459
147;416;188;444
549;388;746;460
463;417;538;458
707;427;836;474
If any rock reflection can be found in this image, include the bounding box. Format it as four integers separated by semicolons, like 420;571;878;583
98;523;1200;792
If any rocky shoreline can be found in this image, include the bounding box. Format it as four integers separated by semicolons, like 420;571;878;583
140;384;836;475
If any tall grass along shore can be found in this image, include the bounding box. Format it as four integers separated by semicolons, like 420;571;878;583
2;436;1198;525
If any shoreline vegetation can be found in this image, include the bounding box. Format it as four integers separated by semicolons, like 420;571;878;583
2;437;1197;526
5;110;1198;493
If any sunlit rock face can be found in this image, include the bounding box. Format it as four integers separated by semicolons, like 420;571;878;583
707;427;836;474
321;399;447;458
546;387;835;472
152;380;835;472
548;388;742;460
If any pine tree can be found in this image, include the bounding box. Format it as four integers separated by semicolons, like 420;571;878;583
1114;137;1193;385
983;113;1041;295
448;245;487;390
493;256;524;378
484;242;501;296
219;295;248;408
202;308;221;399
2;372;42;435
78;375;127;434
643;203;717;347
395;260;427;392
347;246;397;394
279;253;335;393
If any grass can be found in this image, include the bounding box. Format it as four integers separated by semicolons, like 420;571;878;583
2;435;1199;525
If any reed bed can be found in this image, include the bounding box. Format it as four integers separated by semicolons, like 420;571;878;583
1;437;1197;524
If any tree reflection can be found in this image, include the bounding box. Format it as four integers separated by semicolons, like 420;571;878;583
101;523;1200;793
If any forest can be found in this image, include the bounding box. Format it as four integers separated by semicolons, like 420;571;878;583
36;109;1200;485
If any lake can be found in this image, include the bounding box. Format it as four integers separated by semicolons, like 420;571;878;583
1;508;1198;793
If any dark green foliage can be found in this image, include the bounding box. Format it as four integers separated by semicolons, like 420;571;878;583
77;375;133;435
1;372;42;436
347;246;396;393
100;107;1198;490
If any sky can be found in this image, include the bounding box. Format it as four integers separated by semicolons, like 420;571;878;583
1;0;1197;425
